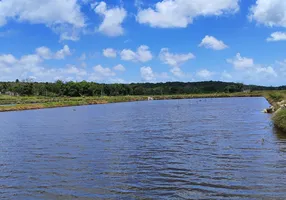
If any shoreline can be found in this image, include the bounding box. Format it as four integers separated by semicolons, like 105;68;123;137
0;93;262;113
0;92;285;133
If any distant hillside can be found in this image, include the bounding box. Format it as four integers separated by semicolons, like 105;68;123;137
0;80;285;97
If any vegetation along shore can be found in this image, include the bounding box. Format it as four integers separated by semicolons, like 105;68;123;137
0;80;285;132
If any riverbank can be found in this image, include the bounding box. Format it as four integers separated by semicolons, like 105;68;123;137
0;92;262;112
264;92;286;132
1;91;286;132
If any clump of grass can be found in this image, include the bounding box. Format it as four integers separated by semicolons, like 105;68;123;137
268;92;284;102
273;109;286;132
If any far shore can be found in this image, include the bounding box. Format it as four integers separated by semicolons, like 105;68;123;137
0;91;285;133
0;92;263;113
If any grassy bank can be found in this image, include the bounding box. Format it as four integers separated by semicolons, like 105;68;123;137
0;91;285;133
273;110;286;132
264;91;286;109
0;92;263;112
0;96;146;112
265;91;286;132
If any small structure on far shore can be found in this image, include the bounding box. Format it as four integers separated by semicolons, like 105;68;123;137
148;97;154;101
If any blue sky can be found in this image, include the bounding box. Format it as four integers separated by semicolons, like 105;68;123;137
0;0;286;86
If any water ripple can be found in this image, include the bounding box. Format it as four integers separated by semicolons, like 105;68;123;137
1;97;286;199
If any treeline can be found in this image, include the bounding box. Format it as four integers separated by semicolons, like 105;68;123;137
0;80;285;97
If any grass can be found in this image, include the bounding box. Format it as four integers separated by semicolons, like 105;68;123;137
273;110;286;132
0;91;286;133
264;91;286;133
0;95;149;112
265;91;286;108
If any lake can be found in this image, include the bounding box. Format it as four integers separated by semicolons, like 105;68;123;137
1;97;286;199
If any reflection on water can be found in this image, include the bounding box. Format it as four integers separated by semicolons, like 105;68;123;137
1;97;286;199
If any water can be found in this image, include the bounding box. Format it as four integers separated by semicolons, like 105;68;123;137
1;97;286;199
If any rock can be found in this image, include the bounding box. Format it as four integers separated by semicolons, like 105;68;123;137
264;106;275;114
277;100;286;107
148;97;154;101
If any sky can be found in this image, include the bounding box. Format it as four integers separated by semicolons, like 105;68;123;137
0;0;286;86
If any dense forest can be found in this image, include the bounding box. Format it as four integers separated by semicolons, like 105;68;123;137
0;80;285;97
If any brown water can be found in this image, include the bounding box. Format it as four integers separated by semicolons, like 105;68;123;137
1;97;286;199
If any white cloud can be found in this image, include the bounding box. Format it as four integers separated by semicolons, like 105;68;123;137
199;35;228;50
170;67;185;78
52;25;82;41
140;66;155;82
137;45;153;62
120;45;153;62
0;54;17;65
221;71;232;80
0;0;85;40
93;1;127;37
55;45;72;59
196;69;214;79
109;78;126;83
276;60;286;67
36;45;72;60
93;65;116;77
159;48;194;78
240;66;278;82
88;65;118;82
227;53;254;70
79;53;86;61
36;47;52;59
81;62;87;68
113;64;126;72
135;0;143;9
255;66;277;77
103;48;117;58
121;49;136;61
0;46;131;83
0;51;86;82
277;60;286;75
81;0;92;5
65;65;87;77
159;48;195;67
79;54;87;68
267;32;286;42
20;54;42;66
139;66;170;82
137;0;239;28
249;0;286;28
226;53;278;83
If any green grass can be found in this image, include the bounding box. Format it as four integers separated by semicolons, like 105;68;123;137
265;91;286;133
269;93;284;102
267;92;286;104
273;110;286;132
